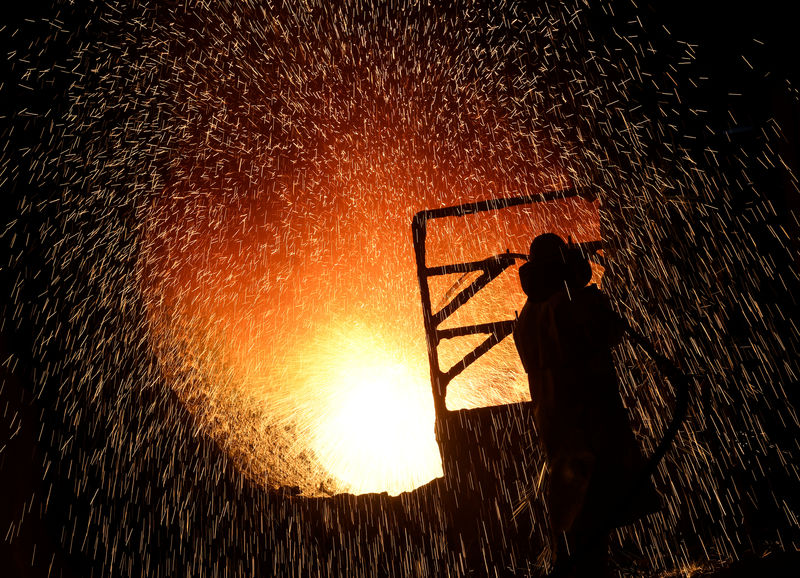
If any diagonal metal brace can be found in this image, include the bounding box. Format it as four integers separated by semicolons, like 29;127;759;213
431;254;524;328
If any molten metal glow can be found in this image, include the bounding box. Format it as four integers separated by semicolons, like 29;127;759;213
309;331;442;495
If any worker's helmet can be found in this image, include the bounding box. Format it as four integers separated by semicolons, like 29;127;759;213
529;233;567;266
521;233;592;299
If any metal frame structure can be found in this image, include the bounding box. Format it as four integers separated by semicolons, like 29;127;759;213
412;188;603;420
413;194;690;517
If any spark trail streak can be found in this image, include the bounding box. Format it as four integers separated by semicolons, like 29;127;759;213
2;1;798;576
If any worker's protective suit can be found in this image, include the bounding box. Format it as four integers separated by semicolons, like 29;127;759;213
513;234;659;572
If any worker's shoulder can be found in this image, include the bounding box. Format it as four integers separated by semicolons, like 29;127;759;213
551;284;607;307
576;283;609;304
556;284;612;318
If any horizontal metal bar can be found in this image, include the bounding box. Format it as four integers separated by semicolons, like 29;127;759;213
425;253;528;277
437;320;516;341
413;188;577;226
444;331;507;382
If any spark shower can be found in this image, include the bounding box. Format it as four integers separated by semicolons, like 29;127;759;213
2;1;798;576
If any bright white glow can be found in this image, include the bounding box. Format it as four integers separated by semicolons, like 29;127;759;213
309;336;443;495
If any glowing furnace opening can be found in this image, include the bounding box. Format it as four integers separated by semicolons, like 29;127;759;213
308;335;442;495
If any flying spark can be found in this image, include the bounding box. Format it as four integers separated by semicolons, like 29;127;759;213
2;1;798;576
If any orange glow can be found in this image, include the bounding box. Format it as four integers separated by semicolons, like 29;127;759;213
129;6;607;496
307;327;442;495
139;189;600;496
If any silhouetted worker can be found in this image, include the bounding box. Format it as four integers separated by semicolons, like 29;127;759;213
513;233;660;577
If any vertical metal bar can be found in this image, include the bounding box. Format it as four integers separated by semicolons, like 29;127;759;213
412;214;448;419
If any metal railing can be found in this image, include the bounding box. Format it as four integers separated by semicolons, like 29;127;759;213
411;188;603;420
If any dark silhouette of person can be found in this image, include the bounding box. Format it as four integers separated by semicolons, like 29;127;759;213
513;233;660;577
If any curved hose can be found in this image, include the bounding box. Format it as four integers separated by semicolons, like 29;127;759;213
554;324;693;573
622;322;691;489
